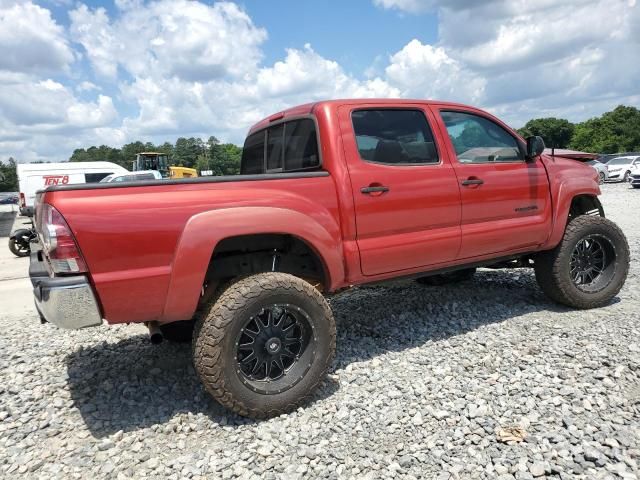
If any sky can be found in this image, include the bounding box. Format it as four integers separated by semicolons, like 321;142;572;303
1;0;639;162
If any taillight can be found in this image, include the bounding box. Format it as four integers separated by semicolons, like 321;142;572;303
41;204;87;274
19;192;25;208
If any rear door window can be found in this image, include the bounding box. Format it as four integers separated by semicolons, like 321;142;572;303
351;109;439;165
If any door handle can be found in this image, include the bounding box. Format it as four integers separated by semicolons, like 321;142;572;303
461;178;484;186
361;185;389;194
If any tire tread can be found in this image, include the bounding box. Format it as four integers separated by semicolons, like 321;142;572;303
192;272;336;418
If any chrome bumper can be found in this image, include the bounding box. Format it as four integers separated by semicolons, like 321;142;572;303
30;250;102;329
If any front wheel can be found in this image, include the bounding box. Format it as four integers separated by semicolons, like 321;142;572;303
534;216;629;309
598;172;605;184
623;171;631;182
193;272;336;418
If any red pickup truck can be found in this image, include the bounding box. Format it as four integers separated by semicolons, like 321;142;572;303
31;99;629;418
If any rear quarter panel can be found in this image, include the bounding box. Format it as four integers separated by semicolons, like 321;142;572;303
43;176;342;324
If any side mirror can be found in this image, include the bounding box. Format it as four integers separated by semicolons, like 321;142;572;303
526;136;545;159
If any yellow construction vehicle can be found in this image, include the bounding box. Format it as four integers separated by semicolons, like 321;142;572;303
132;152;198;179
169;166;198;178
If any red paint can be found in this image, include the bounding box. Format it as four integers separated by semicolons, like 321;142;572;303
38;99;600;325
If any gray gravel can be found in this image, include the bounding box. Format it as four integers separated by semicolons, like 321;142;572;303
1;182;639;479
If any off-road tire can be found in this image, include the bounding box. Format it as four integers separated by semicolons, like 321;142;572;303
159;320;195;343
416;267;477;286
192;272;336;418
534;216;629;309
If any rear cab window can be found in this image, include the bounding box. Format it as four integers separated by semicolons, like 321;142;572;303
351;109;439;165
241;118;320;174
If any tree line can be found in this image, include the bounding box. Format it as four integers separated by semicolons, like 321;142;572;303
69;136;242;176
517;105;640;152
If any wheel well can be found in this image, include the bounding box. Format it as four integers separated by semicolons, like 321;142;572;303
569;195;604;220
203;234;327;295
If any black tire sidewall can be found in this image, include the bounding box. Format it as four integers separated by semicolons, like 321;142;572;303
8;237;29;257
555;219;628;305
196;275;335;416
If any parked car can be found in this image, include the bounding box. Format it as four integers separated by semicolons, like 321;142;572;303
598;152;640;164
30;99;629;419
0;192;18;204
100;170;162;183
600;155;640;182
17;162;127;216
586;160;609;184
628;164;640;188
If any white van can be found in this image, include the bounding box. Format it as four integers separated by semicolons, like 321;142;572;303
17;162;127;215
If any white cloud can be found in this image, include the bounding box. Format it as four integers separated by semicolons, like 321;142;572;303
0;74;117;130
0;72;118;161
385;40;484;103
77;81;100;92
0;1;74;74
375;0;640;126
1;0;639;162
119;44;400;143
70;0;267;82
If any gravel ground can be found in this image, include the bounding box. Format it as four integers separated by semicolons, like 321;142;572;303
1;183;638;479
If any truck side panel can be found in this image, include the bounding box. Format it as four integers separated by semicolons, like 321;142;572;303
162;206;344;322
43;175;341;324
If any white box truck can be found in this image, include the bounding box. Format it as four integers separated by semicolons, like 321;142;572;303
17;162;127;216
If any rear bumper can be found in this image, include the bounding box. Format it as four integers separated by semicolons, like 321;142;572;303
29;249;102;329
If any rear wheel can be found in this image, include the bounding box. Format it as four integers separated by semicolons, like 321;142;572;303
534;216;629;309
623;170;631;182
416;267;477;286
8;236;30;257
193;272;335;418
598;172;605;184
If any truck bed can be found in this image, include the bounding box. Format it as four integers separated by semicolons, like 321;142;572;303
38;171;341;324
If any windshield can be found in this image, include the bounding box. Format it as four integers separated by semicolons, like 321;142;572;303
608;157;635;165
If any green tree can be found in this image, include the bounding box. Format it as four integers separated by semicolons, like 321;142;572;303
570;105;640;154
0;157;18;191
517;117;574;149
121;141;147;167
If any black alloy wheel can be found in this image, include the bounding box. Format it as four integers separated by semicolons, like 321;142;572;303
236;304;314;394
569;235;616;293
534;215;629;309
192;272;336;418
